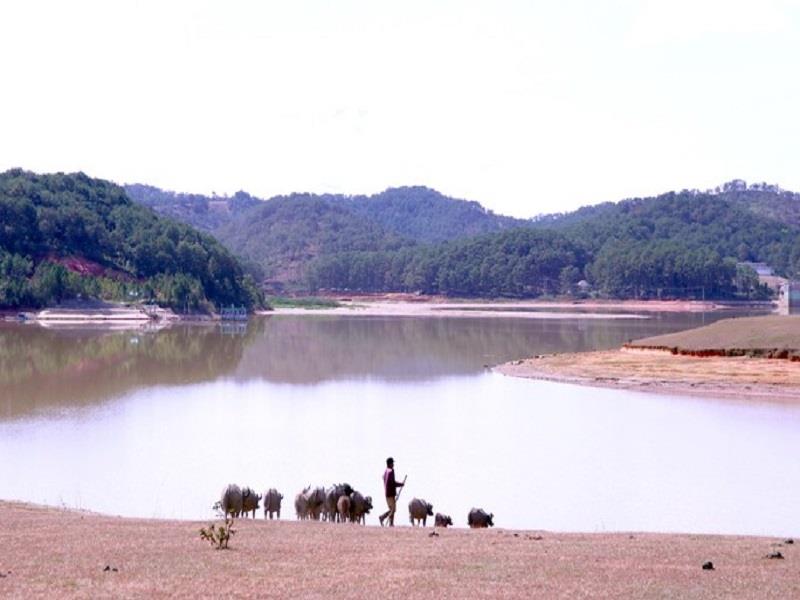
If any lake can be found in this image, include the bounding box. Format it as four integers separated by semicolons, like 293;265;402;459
1;310;798;536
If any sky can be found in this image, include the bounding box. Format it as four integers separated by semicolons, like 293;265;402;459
1;0;799;217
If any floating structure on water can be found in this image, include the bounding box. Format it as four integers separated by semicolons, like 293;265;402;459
35;306;155;323
220;305;248;321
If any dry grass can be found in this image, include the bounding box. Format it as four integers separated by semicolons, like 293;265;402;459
629;315;800;353
0;501;797;599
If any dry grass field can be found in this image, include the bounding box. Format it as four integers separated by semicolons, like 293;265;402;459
628;315;800;355
0;501;797;599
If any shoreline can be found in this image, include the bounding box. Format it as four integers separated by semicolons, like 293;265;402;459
0;500;795;598
311;293;773;313
259;298;749;319
2;297;772;325
496;349;800;403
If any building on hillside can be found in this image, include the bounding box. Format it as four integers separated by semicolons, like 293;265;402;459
778;282;800;315
760;274;788;293
738;262;774;277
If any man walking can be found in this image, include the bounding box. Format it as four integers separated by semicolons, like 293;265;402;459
379;456;404;527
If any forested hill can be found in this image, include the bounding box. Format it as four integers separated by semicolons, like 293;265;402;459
125;184;525;285
124;184;261;231
307;183;800;299
337;186;524;243
535;188;800;271
214;194;412;283
124;178;800;298
532;180;800;229
0;170;261;310
124;184;524;242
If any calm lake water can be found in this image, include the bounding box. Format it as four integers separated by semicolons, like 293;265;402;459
1;311;798;536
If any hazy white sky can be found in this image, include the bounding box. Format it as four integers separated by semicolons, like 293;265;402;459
1;0;798;217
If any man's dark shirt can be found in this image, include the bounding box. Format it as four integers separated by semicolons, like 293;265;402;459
383;467;400;498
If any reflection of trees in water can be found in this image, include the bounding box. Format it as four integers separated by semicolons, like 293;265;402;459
236;313;728;384
552;312;720;353
0;312;746;418
0;320;265;419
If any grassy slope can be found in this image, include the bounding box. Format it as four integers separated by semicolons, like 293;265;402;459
629;316;800;351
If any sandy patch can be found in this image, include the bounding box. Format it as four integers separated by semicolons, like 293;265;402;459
497;350;800;403
262;300;652;320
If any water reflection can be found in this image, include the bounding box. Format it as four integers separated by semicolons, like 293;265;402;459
0;321;260;419
0;311;757;419
236;312;739;383
1;310;798;535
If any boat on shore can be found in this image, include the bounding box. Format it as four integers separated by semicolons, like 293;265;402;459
31;300;178;324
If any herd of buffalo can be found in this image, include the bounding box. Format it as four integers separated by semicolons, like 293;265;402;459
219;483;495;529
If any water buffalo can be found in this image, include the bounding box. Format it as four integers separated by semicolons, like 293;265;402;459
337;495;351;523
295;487;309;520
467;508;494;528
304;486;327;520
408;498;434;526
220;484;243;518
324;483;354;523
241;487;262;518
349;491;373;525
263;488;283;520
434;513;453;528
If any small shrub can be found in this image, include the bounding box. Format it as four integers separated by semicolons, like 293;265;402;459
200;518;236;550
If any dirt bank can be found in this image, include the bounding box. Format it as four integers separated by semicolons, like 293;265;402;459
0;501;796;599
497;349;800;403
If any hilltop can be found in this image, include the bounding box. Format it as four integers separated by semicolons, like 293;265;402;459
124;184;262;231
533;179;800;230
0;170;261;310
124;184;524;242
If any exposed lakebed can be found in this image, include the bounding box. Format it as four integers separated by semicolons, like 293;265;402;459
1;311;797;536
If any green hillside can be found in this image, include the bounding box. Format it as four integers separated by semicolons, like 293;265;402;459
534;186;800;296
338;186;525;243
307;184;800;299
123;177;800;299
306;228;588;297
125;184;523;243
124;184;261;231
215;194;412;284
125;184;526;286
0;170;261;310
